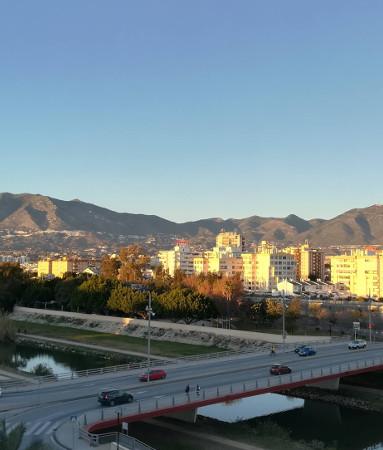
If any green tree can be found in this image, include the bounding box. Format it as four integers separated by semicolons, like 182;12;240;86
107;285;147;315
70;276;112;313
0;419;51;450
54;276;84;308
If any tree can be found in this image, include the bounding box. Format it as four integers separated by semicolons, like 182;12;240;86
70;276;112;313
107;285;147;315
119;246;150;283
100;256;121;280
0;419;51;450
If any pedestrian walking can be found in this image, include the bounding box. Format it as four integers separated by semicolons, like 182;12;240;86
196;384;201;396
185;384;190;394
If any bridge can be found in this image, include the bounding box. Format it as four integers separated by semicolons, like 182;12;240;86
78;342;383;438
2;340;383;448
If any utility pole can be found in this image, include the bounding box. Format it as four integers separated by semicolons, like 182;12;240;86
282;290;286;353
368;290;372;343
146;291;152;381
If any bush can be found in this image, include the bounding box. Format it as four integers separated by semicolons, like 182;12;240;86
0;314;16;343
32;363;54;377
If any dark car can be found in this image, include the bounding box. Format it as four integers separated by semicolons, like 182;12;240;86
139;369;167;382
294;345;307;353
270;364;292;375
98;389;134;406
298;347;316;357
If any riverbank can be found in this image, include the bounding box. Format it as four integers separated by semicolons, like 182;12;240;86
10;319;224;357
280;383;383;413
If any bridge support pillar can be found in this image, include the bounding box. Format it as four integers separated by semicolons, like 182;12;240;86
307;377;340;391
164;408;198;423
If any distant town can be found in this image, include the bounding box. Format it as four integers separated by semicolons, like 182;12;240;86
3;230;382;300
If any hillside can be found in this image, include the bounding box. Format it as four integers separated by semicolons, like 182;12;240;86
0;193;382;254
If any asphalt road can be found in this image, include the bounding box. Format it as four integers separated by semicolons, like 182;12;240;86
1;340;383;448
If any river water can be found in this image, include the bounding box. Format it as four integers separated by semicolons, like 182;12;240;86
0;342;130;374
1;343;382;449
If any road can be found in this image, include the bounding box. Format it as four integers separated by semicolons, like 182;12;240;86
1;340;382;448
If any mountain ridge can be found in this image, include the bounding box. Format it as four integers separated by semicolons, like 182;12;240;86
1;193;383;253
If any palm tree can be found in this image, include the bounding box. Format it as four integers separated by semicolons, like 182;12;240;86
0;419;51;450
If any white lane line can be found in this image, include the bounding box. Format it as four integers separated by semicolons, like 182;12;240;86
46;421;61;435
25;422;44;435
135;391;147;395
34;421;52;435
6;423;19;433
154;395;166;399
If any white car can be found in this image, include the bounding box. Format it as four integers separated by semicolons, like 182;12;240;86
348;339;367;350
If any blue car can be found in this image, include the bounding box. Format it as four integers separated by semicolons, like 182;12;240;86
298;347;316;357
294;345;307;353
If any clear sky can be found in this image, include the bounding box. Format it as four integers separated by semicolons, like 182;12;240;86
1;1;382;222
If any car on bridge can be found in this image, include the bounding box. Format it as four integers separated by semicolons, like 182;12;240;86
294;345;308;353
139;369;167;382
98;389;134;406
270;364;292;375
298;347;316;357
348;339;367;350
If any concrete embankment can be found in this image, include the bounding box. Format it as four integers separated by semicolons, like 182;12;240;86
12;306;330;350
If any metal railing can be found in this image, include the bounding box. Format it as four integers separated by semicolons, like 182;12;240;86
80;353;383;432
79;429;156;449
1;338;340;391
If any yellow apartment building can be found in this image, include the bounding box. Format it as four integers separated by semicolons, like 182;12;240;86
38;257;99;278
216;231;245;251
330;250;383;297
241;253;257;290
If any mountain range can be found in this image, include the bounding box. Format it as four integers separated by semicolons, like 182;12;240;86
1;193;383;254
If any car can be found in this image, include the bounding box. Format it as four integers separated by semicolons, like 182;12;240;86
298;347;317;357
139;369;167;382
294;345;308;353
98;389;134;406
348;339;367;350
270;364;292;375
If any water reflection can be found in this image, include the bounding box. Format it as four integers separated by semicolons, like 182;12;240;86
0;342;129;375
199;393;383;450
199;393;304;422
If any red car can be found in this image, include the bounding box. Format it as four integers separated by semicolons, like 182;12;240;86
270;364;292;375
139;369;167;382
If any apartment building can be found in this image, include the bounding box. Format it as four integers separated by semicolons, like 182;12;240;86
193;248;243;277
37;257;100;278
255;250;297;291
216;231;245;252
242;241;297;291
284;241;324;281
330;249;383;297
158;240;200;277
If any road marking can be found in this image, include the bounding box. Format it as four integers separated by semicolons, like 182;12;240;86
25;422;44;435
135;391;147;395
154;395;166;399
6;422;19;433
46;421;61;434
34;421;52;435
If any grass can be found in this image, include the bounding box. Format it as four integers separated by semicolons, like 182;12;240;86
11;320;224;357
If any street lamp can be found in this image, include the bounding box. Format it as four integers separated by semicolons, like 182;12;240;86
116;411;120;450
145;291;153;381
282;290;286;353
368;291;372;344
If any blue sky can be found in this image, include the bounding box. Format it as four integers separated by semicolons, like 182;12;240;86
1;1;382;222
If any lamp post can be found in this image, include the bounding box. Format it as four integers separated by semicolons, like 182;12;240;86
282;290;286;353
368;291;372;344
146;291;153;381
116;411;120;450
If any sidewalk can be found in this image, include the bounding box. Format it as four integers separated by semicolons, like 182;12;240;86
53;420;110;450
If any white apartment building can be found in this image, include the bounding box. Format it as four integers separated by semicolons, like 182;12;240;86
158;241;200;277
